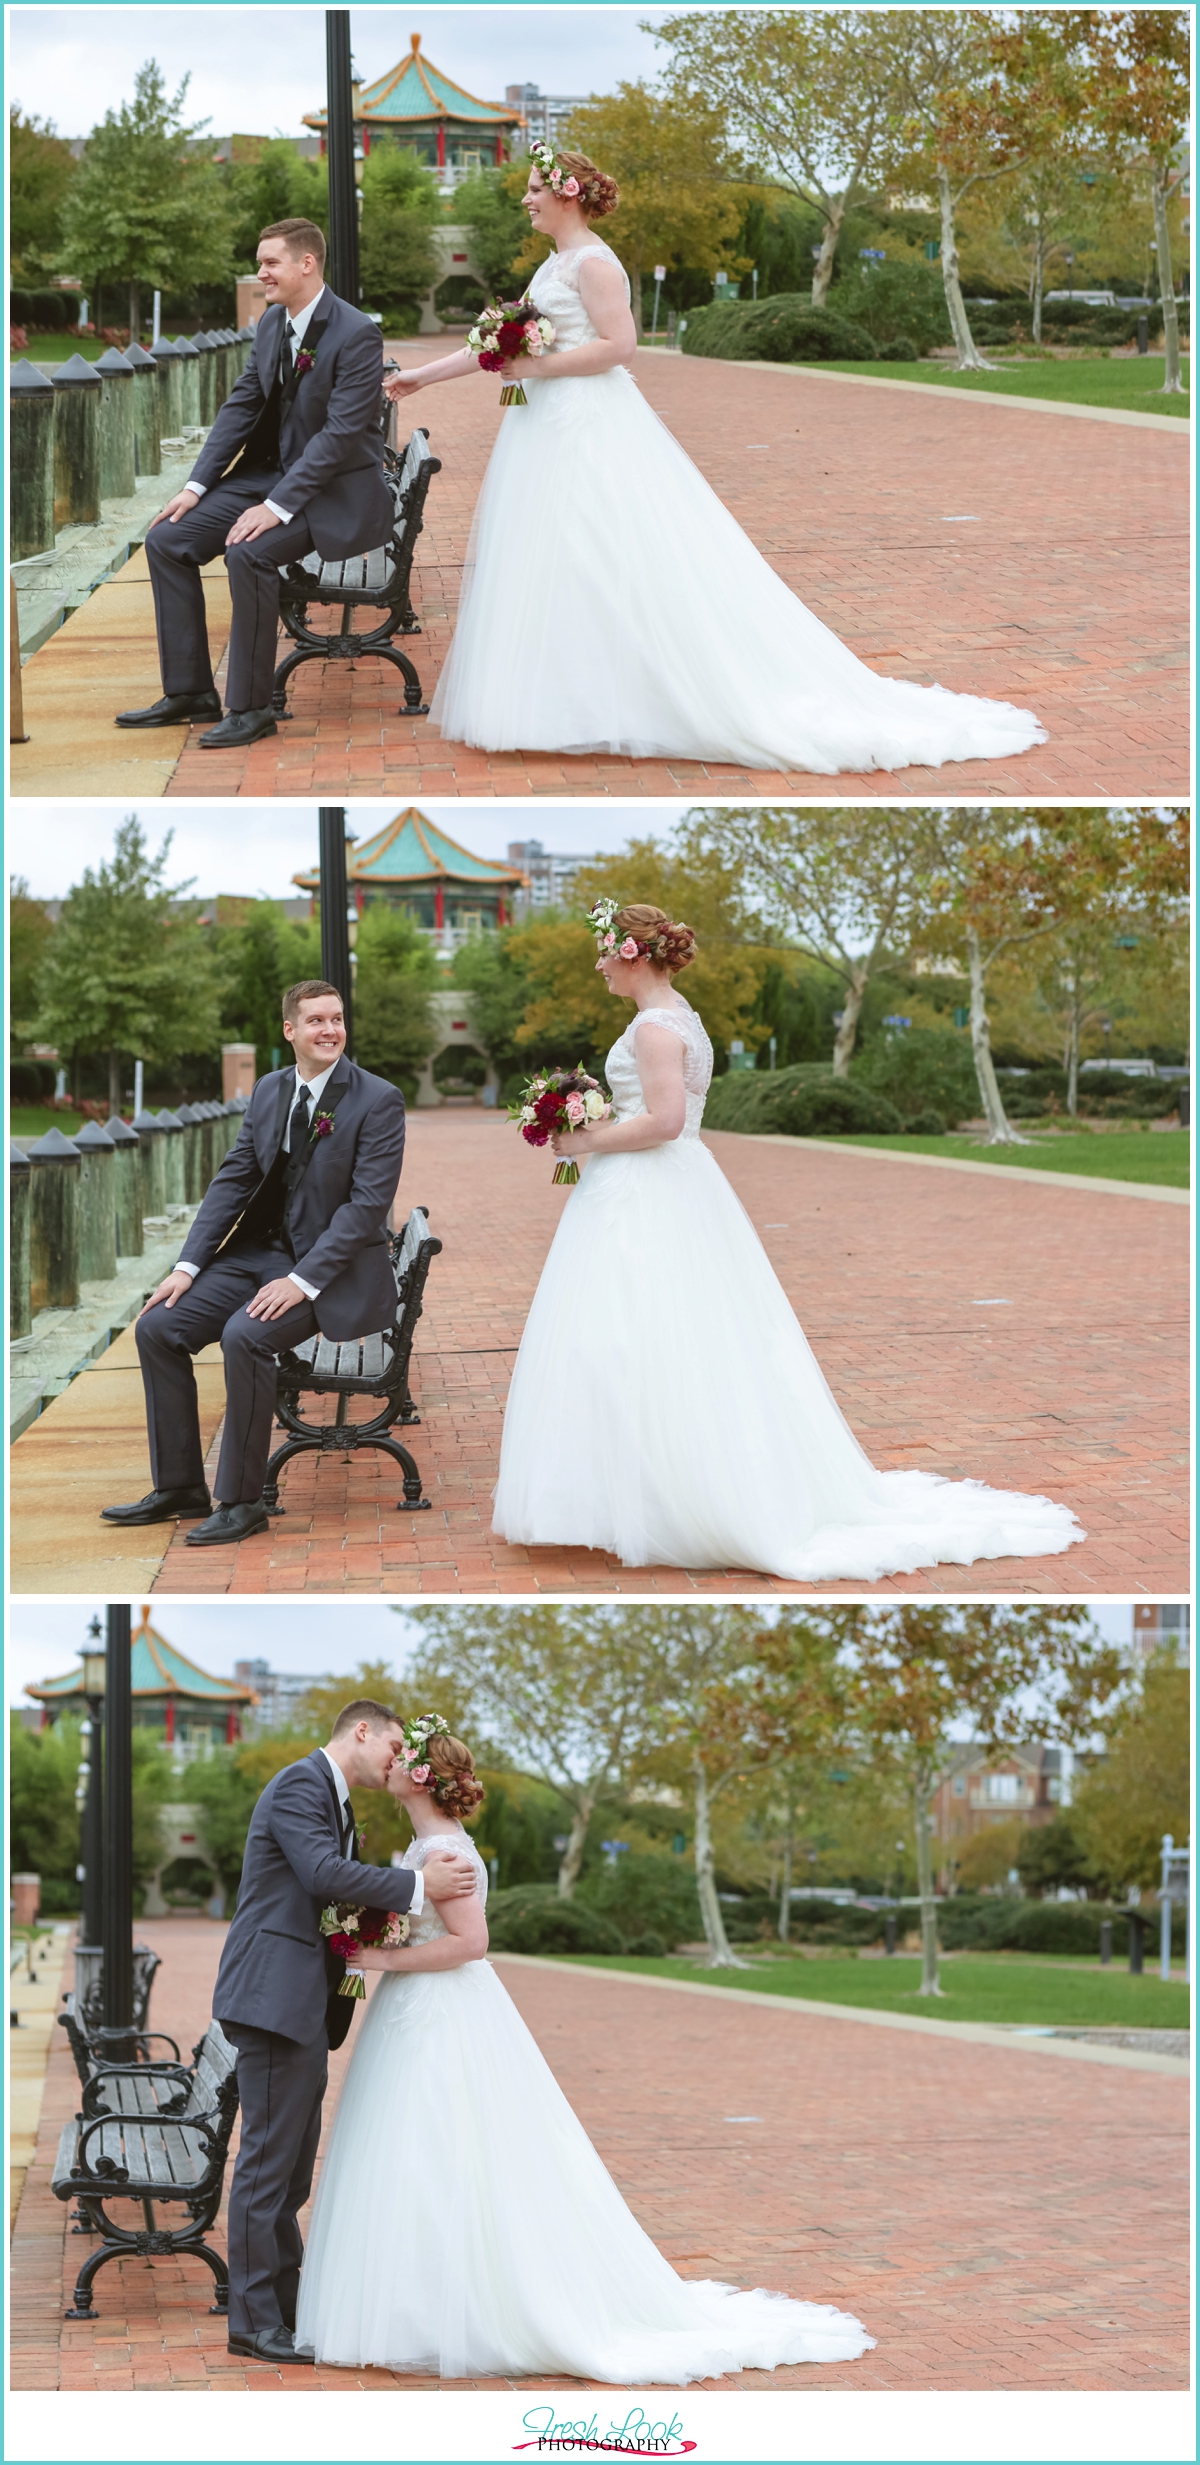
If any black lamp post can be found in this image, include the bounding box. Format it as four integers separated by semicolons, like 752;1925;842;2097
318;805;354;1058
78;1615;106;1950
325;11;361;307
99;1602;134;2062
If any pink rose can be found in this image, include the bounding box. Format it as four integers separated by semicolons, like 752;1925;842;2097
524;324;544;357
602;932;616;951
564;1092;586;1125
410;1763;430;1784
618;937;640;960
562;176;581;198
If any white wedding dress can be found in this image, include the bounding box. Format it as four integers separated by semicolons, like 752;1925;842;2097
492;1001;1085;1581
429;241;1047;771
295;1832;874;2381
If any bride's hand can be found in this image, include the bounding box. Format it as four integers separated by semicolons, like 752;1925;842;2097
355;1945;406;1970
549;1129;583;1158
383;368;425;400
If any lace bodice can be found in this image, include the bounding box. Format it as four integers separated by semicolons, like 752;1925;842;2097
402;1831;488;1947
528;244;631;354
605;1001;713;1141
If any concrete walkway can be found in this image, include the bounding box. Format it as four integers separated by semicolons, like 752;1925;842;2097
9;1919;1189;2392
9;1111;1187;1596
9;1930;71;2232
8;342;1187;800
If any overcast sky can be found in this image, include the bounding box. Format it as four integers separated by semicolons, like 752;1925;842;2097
4;1600;1146;1710
9;803;691;903
9;7;670;144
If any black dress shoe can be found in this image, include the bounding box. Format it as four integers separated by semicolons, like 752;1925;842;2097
227;2327;314;2364
185;1501;271;1547
198;707;278;749
100;1485;212;1526
114;691;222;729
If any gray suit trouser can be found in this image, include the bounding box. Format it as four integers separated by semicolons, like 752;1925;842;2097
144;470;317;711
134;1239;318;1505
221;2021;328;2338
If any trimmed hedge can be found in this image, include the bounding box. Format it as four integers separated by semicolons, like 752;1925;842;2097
704;1064;904;1138
576;1852;702;1949
857;1026;980;1129
683;296;875;364
486;1884;625;1957
936;1895;1187;1955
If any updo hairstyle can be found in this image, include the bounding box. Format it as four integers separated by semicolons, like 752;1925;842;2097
613;903;697;974
555;152;620;220
425;1732;485;1822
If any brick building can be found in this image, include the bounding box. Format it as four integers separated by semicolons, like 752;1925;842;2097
929;1742;1065;1889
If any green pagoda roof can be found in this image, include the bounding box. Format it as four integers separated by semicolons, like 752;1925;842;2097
293;808;526;893
26;1609;259;1708
304;33;525;133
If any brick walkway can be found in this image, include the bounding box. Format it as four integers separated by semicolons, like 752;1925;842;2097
144;1111;1189;1596
160;342;1188;801
11;1921;1188;2393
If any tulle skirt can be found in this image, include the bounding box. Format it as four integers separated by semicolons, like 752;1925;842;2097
295;1958;874;2381
492;1138;1084;1582
430;363;1047;772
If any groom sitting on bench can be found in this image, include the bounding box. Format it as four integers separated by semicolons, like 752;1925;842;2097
115;217;394;751
101;979;406;1548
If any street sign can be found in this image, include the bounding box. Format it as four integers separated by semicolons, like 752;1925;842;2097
654;265;666;280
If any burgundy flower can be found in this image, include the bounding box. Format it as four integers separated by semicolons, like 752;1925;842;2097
294;346;316;376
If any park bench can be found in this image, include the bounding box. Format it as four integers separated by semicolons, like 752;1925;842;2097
57;1996;182;2093
271;425;441;720
51;2021;238;2319
263;1204;442;1515
66;1941;161;2036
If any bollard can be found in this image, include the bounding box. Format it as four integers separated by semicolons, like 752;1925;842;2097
217;330;238;404
221;1099;245;1158
10;361;57;557
1099;1918;1112;1966
1126;1910;1147;1974
105;1114;143;1257
92;345;137;501
207;332;228;412
173;334;201;427
72;1120;118;1282
237;324;256;376
194;332;218;426
27;1126;82;1311
150;339;185;442
51;354;103;527
131;1107;167;1221
155;1108;187;1203
10;1144;33;1340
123;341;162;478
1137;314;1149;355
195;1102;219;1195
884;1912;897;1957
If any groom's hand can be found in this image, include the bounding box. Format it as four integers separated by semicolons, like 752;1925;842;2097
140;1268;194;1314
422;1853;478;1901
246;1275;305;1323
225;503;284;545
148;487;202;529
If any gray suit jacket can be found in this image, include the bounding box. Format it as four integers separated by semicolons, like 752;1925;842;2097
180;1054;405;1340
188;290;395;560
213;1749;416;2047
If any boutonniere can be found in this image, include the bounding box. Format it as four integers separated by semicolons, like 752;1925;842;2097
310;1108;336;1142
356;1825;366;1852
293;344;317;377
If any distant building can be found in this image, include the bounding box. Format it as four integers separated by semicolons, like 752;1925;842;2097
1132;1604;1190;1665
507;838;605;918
234;1659;314;1732
26;1607;257;1758
929;1742;1064;1888
294;808;526;955
505;83;587;152
304;33;524;184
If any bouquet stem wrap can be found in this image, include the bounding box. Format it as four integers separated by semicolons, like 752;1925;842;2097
499;381;527;408
552;1157;580;1185
338;1967;367;2000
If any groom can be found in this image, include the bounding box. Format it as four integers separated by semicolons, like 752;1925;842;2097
100;980;405;1547
213;1700;476;2363
116;218;394;750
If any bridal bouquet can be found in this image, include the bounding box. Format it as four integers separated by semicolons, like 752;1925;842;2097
509;1065;611;1184
466;298;555;406
319;1900;409;1999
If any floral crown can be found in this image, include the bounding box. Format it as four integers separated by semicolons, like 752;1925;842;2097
529;140;595;205
589;896;686;965
395;1711;452;1792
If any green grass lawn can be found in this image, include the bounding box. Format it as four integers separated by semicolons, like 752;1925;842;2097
546;1951;1191;2031
818;1128;1190;1189
11;334;143;363
820;355;1189;416
10;1108;87;1138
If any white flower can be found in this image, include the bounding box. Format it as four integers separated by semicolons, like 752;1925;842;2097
467;326;482;350
583;1088;606;1119
520;1104;537;1124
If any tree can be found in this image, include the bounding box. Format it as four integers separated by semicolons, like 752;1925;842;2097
654;9;908;306
1015;1808;1095;1898
1080;6;1190;394
58;60;233;338
9;106;77;285
683;806;937;1073
1024;807;1188;1113
843;1605;1123;1995
358;149;442;334
1069;1652;1190;1897
215;901;323;1066
919;806;1076;1144
352;903;440;1098
8;878;54;1033
9;1714;171;1904
573;835;774;1059
226;137;329;271
403;1608;670;1897
740;1616;850;1943
34;817;224;1116
551;82;752;335
453;164;533;299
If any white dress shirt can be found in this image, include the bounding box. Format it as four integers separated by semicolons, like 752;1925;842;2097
176;1060;336;1299
184;285;327;521
320;1746;424;1915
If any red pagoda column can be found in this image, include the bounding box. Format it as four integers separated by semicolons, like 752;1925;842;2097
226;1710;239;1744
164;1698;175;1745
437;124;446;169
434;880;445;932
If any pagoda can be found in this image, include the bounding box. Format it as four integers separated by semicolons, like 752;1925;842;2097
303;32;524;173
26;1607;258;1751
293;808;527;938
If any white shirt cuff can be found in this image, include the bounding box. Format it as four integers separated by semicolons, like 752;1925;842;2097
287;1271;319;1300
183;480;205;498
409;1873;424;1915
264;497;293;522
175;1260;199;1279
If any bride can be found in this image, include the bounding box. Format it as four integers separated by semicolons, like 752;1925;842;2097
491;902;1085;1583
385;144;1047;774
295;1720;874;2381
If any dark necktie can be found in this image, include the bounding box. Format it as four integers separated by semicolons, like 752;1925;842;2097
283;319;297;382
289;1085;312;1165
342;1799;356;1856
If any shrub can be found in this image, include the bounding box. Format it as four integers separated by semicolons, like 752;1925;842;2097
29;287;72;330
908;1106;947;1135
682;296;873;364
752;1076;904;1137
876;334;920;361
857;1026;980;1128
625;1931;667;1958
576;1852;702;1949
832;261;949;355
10;1059;56;1103
10;289;32;324
789;1897;885;1945
485;1883;625;1957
